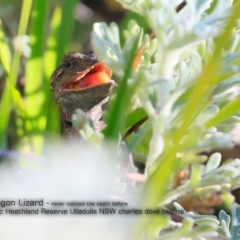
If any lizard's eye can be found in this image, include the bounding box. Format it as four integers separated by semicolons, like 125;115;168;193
64;60;73;68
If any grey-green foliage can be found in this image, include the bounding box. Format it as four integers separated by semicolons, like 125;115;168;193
91;0;240;163
159;202;220;240
89;0;240;239
72;109;103;143
91;21;158;77
159;153;240;207
220;206;240;240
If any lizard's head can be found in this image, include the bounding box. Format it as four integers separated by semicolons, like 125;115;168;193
50;51;115;117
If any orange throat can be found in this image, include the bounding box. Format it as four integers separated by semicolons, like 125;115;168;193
60;62;113;91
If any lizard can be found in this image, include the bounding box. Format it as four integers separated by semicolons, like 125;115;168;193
50;51;135;191
50;51;114;135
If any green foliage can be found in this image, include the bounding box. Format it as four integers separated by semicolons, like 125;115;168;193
0;0;79;152
0;0;32;148
89;0;240;239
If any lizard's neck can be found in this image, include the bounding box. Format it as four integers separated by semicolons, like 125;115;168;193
64;97;108;139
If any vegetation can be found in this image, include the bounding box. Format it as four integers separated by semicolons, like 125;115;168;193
1;0;240;239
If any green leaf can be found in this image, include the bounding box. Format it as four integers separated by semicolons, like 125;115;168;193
0;0;32;148
125;108;147;129
190;164;202;186
205;97;240;128
103;33;139;139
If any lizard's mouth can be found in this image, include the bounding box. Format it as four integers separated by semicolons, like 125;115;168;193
59;62;114;91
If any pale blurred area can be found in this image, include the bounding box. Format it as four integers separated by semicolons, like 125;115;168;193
0;142;136;240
